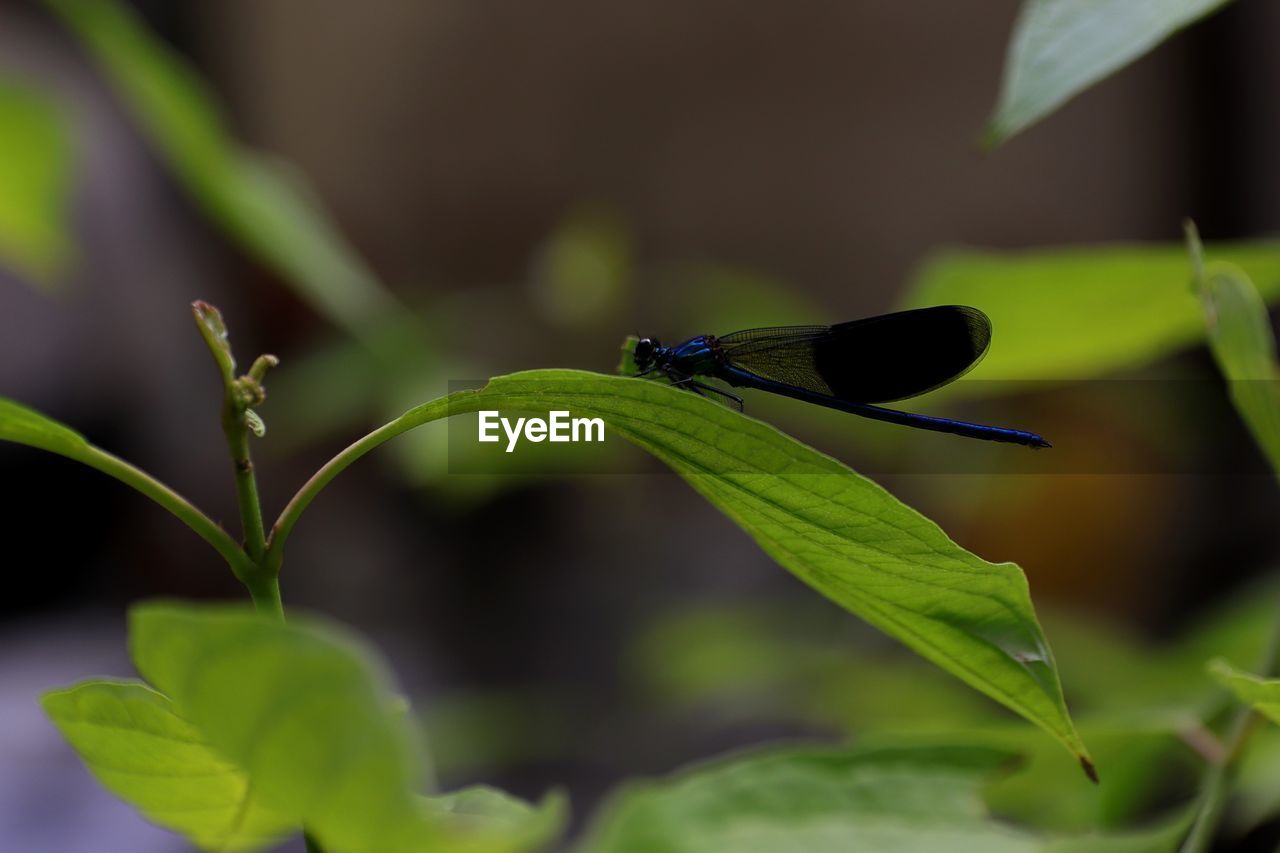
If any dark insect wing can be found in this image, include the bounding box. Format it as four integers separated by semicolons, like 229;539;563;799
719;306;991;403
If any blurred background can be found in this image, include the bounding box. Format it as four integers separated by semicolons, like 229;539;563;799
3;0;1280;849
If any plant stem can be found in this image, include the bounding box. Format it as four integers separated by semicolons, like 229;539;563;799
77;444;258;582
265;393;466;573
244;572;284;620
192;300;281;618
223;403;268;562
1180;597;1280;852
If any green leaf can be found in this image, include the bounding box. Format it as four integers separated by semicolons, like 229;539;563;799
902;241;1280;391
583;743;1028;853
1236;726;1280;830
1208;659;1280;726
582;743;1186;853
0;396;88;456
0;79;74;287
626;603;1200;833
42;680;297;851
424;786;568;852
338;371;1088;771
128;601;449;851
127;602;566;851
987;0;1233;145
1188;233;1280;476
42;0;403;342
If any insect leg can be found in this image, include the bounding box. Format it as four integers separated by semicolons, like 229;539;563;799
690;381;744;411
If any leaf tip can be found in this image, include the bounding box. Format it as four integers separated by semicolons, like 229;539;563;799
1080;754;1099;784
977;122;1005;152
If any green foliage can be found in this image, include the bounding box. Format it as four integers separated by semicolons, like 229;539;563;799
582;743;1185;853
0;396;87;455
16;0;1280;847
903;241;1280;390
363;370;1091;770
129;602;435;851
424;786;567;850
1187;232;1280;475
0;79;73;287
1208;660;1280;726
45;602;565;852
43;0;403;341
988;0;1234;145
42;681;296;851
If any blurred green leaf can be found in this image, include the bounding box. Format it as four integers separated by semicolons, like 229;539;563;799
43;0;405;342
583;742;1187;852
627;584;1280;835
958;721;1195;833
625;603;998;731
987;0;1232;145
1188;232;1280;476
1208;659;1280;725
351;371;1092;771
43;680;297;851
1235;727;1280;830
532;205;631;328
128;602;563;852
584;744;1028;853
129;602;435;850
902;242;1280;391
0;79;73;287
424;786;567;852
626;604;1201;833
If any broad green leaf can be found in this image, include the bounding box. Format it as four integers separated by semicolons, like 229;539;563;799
332;371;1088;771
42;680;297;851
127;602;566;851
1188;234;1280;476
1208;659;1280;725
43;0;403;342
626;604;1197;833
129;603;443;851
582;743;1186;853
902;241;1280;390
988;0;1233;145
0;80;73;287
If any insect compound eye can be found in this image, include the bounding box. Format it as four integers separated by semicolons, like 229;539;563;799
634;337;656;365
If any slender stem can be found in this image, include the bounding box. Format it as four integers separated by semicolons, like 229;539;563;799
191;300;281;618
76;444;258;582
1180;596;1280;852
264;393;467;574
222;403;268;562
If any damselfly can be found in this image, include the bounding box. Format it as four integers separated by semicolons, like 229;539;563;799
631;305;1049;448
